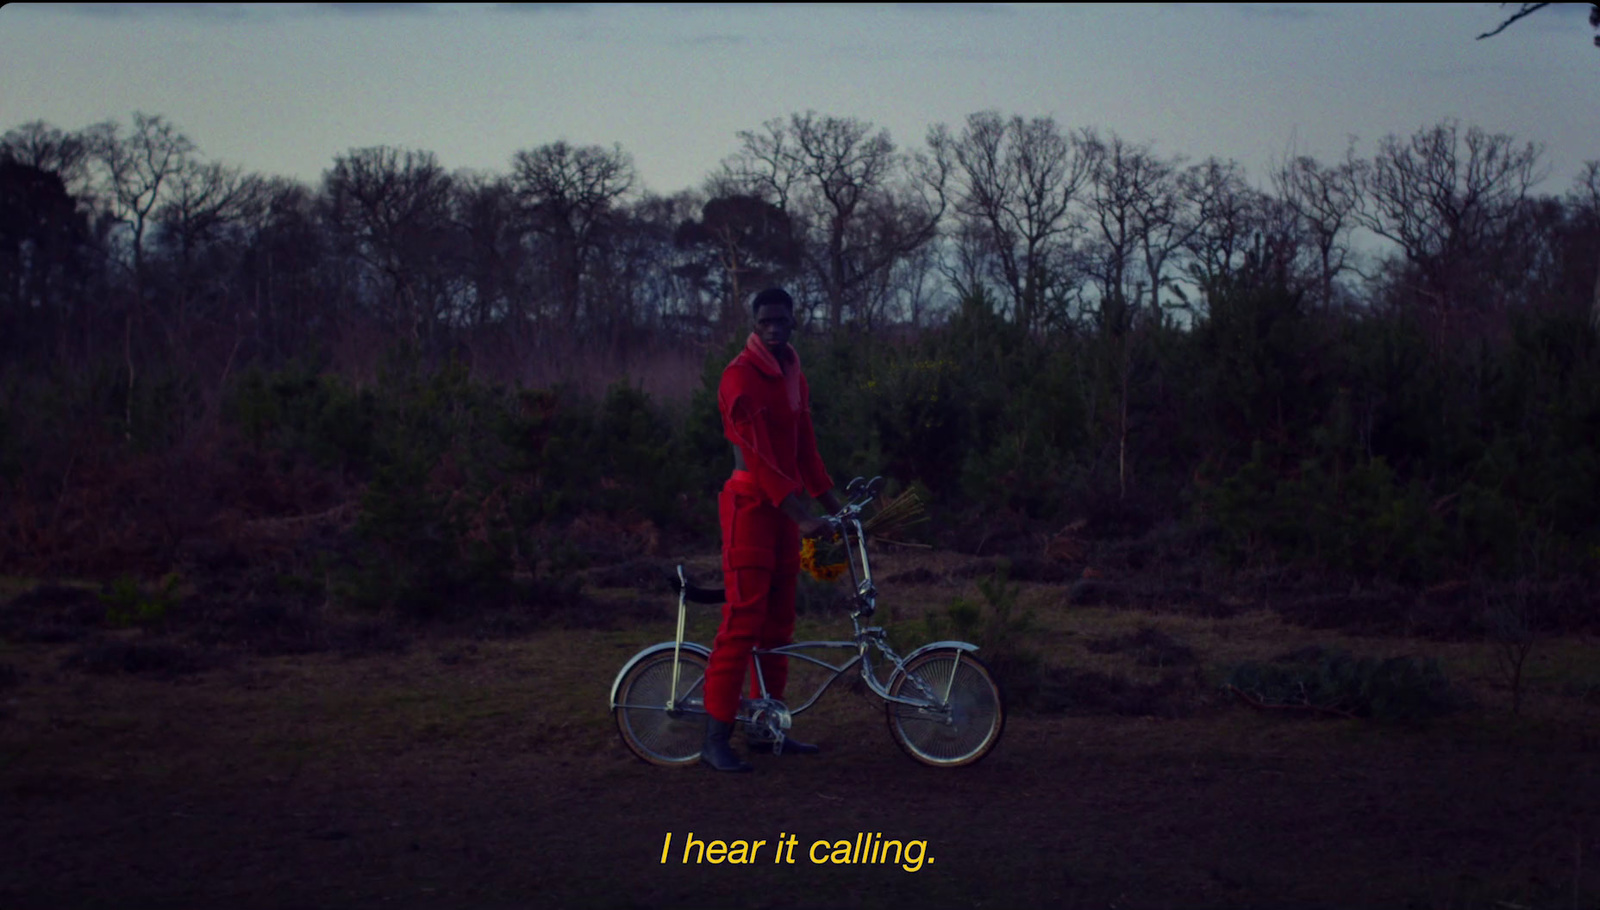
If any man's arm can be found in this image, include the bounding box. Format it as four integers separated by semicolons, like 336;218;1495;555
795;373;837;509
816;489;843;515
778;492;832;539
720;367;807;507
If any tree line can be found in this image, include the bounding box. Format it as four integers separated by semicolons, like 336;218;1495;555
2;110;1597;608
5;110;1595;370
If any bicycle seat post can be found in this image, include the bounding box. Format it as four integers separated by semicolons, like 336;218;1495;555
669;565;689;711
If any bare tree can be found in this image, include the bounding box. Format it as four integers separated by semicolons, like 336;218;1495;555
613;191;705;342
89;113;199;439
1476;4;1600;332
882;239;944;327
1137;157;1203;321
451;171;525;335
673;193;801;333
235;177;333;363
509;141;636;336
583;193;684;356
722;111;945;330
1081;131;1194;321
323;146;455;342
1271;152;1363;310
155;159;267;343
1476;2;1600;47
933;111;1092;333
92;112;197;292
1571;161;1600;329
1077;132;1191;502
0;159;89;361
1354;120;1545;333
1179;157;1272;309
1;120;96;199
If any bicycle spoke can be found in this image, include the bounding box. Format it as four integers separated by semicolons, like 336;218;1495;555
614;652;709;766
885;651;1004;767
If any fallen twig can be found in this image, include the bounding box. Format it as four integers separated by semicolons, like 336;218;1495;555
1224;684;1358;720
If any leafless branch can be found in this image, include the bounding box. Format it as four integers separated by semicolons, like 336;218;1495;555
1476;2;1554;40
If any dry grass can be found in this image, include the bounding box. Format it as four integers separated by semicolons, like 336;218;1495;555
4;554;1600;909
7;548;1600;742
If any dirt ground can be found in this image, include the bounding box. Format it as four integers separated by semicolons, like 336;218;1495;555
3;555;1599;910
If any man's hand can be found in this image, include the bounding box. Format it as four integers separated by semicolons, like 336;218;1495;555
797;516;834;540
783;491;843;538
782;493;832;538
818;490;844;516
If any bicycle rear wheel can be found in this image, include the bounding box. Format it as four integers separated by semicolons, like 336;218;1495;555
613;650;709;766
885;649;1004;768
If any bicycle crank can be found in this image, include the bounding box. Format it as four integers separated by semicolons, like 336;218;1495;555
740;698;793;754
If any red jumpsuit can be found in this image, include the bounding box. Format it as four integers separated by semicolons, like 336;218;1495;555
705;332;834;724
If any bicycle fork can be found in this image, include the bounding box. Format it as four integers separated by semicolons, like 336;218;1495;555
668;566;689;713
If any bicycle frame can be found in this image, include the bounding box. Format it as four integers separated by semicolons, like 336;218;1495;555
610;475;1003;768
661;477;974;722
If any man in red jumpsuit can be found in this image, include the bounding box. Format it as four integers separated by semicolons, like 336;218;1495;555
702;287;842;773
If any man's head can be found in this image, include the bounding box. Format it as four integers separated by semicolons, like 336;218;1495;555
750;287;795;355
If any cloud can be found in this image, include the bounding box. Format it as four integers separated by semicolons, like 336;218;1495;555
674;33;748;47
62;3;261;21
53;3;445;22
317;3;438;16
1225;4;1320;22
894;3;1019;16
492;3;593;14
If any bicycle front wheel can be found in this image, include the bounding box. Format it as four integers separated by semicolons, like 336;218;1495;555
613;650;709;766
885;649;1004;768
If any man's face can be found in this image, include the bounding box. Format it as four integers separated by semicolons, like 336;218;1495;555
754;303;794;352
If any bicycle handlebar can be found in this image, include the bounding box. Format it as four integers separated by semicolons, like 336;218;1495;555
824;475;886;533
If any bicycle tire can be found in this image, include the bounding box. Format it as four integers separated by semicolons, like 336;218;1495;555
884;649;1004;768
613;650;710;766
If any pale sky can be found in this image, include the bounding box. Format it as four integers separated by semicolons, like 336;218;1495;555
2;2;1597;198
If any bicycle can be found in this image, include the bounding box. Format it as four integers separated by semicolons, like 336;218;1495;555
609;476;1005;769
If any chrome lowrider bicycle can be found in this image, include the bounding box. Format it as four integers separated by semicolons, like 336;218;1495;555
609;476;1005;769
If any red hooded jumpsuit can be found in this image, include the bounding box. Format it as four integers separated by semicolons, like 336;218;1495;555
705;332;834;724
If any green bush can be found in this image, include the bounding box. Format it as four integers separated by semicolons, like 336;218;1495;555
9;247;1599;607
1193;274;1326;467
226;363;378;475
589;380;680;523
1201;442;1452;584
0;381;18;483
338;351;516;618
923;564;1042;709
99;572;182;628
1224;646;1463;722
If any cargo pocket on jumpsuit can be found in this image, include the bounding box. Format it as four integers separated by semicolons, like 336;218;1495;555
724;540;777;703
719;483;774;601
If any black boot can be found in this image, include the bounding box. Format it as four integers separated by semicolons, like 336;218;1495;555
700;718;753;773
751;737;820;755
748;730;821;755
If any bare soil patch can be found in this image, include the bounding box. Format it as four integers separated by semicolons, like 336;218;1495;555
3;548;1599;909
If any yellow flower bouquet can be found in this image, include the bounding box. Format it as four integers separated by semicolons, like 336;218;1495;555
799;486;928;582
799;538;848;582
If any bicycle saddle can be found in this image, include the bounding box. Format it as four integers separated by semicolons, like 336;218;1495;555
667;569;725;604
